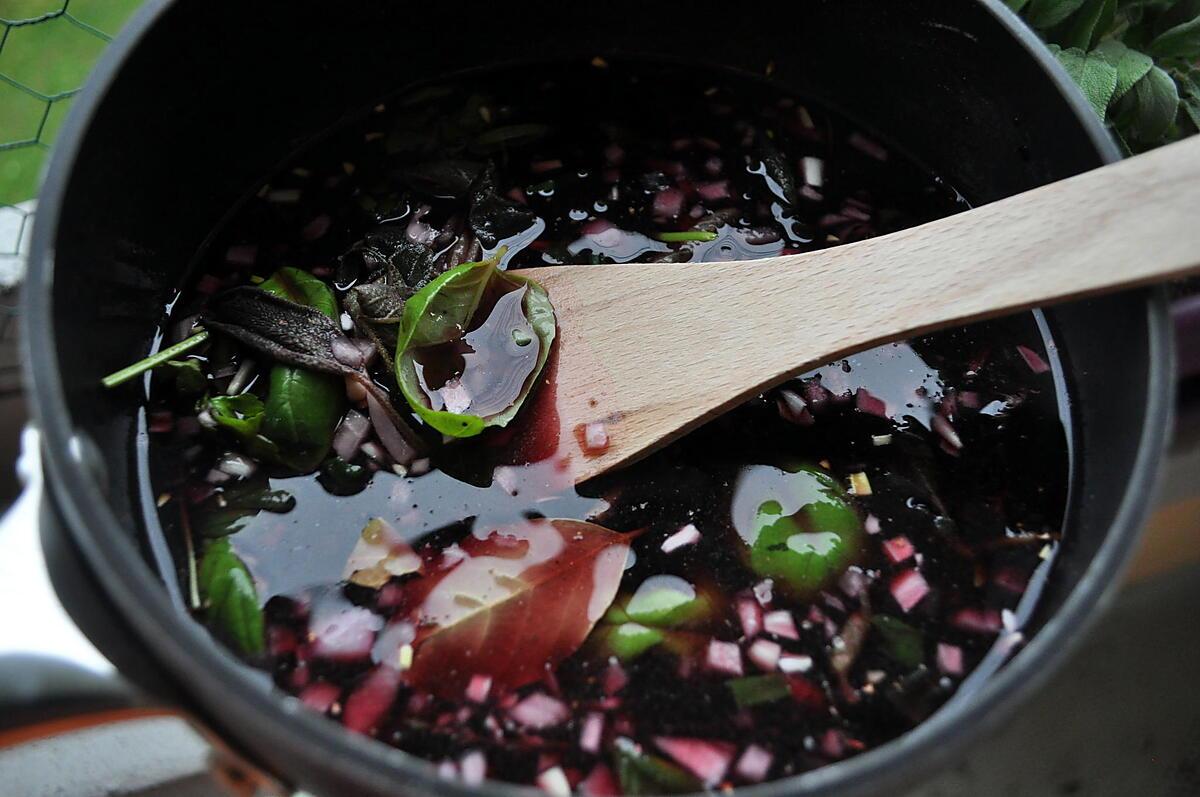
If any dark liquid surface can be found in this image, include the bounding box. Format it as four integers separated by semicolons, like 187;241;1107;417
142;63;1069;793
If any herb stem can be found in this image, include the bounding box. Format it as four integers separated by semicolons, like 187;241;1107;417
101;330;209;389
180;500;201;611
655;230;719;243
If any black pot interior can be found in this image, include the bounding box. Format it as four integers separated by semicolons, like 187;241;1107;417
33;1;1165;795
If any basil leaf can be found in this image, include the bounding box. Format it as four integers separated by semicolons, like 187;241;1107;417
1094;39;1154;103
736;464;862;596
1050;45;1119;117
1027;0;1088;29
1147;14;1200;59
205;393;265;439
318;456;372;496
613;738;701;796
395;254;556;438
258;268;346;472
1060;0;1117;50
871;614;925;669
1130;65;1180;142
198;479;295;538
198;538;264;656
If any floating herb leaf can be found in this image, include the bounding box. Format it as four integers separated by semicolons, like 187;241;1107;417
613;737;701;796
205;393;265;439
165;359;207;395
394;252;556;438
871;614;925;669
100;330;210;389
198;538;264;656
728;674;791;709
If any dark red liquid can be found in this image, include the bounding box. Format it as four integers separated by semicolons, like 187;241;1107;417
143;63;1067;794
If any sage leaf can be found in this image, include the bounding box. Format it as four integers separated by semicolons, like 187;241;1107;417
1060;0;1117;50
395;252;556;438
1130;65;1180;142
1147;13;1200;59
1005;0;1032;12
1094;39;1154;103
198;538;264;656
1027;0;1088;29
1050;45;1119;117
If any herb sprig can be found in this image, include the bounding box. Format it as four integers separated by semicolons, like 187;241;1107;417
1010;0;1200;152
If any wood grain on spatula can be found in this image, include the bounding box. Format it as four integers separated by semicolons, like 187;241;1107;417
522;135;1200;484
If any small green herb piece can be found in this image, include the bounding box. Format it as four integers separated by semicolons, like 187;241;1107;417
605;622;667;661
654;231;719;243
395;252;556;438
612;737;701;796
728;674;791;709
205;393;265;439
198;538;264;656
624;575;711;627
165;359;208;396
871;614;925;669
101;330;209;388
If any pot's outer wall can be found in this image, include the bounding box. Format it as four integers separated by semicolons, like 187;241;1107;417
24;1;1171;796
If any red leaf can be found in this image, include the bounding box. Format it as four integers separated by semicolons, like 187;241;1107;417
404;519;632;697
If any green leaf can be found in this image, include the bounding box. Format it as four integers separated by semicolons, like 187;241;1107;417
728;674;791;709
1027;0;1088;29
205;393;265;439
257;269;346;471
1006;0;1032;12
613;738;701;796
623;575;713;628
395;253;556;438
317;456;372;496
870;615;925;669
602;622;667;661
197;479;295;538
1060;0;1117;49
734;464;862;596
198;538;264;656
1093;39;1154;102
1129;65;1180;141
1051;45;1119;117
1147;14;1200;58
165;359;207;395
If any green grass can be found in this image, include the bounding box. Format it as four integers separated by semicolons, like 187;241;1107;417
0;0;144;205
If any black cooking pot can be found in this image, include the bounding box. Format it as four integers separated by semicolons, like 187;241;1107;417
13;0;1174;795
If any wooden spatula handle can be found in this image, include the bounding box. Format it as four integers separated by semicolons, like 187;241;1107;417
532;134;1200;482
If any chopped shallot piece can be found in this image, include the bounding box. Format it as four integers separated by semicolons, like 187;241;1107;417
460;751;487;786
883;535;915;564
602;662;628;695
580;764;620;796
820;728;846;759
802;156;824;187
576;422;610;456
777;389;814;426
653;187;685;218
937;643;964;676
579;712;605;754
299;682;341;713
310;606;383;660
932;415;963;450
342;665;400;734
747;639;782;672
465;674;492;703
697;179;732;202
536;766;571;797
753;579;774;606
705;639;744;676
736;744;773;782
952;607;1003;635
890;569;930;612
654;737;737;785
865;514;882;535
511;693;569;729
1017;344;1051;374
855;388;888;418
736;596;763;638
662;523;701;553
763;610;799;640
778;654;813;674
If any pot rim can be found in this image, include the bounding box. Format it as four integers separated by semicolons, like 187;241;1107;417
20;1;1176;795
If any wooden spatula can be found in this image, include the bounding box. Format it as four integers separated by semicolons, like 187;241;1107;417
522;134;1200;484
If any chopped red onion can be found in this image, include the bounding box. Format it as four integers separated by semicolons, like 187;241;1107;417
536;766;571;797
437;760;458;780
820;728;846;759
736;596;763;639
579;712;605;754
931;414;963;450
506;187;527;204
778;654;813;674
661;523;701;553
603;662;628;695
438;378;472;414
763;610;799;640
311;606;383;661
464;673;492;704
703;156;723;176
848;132;888;161
603;143;625;165
224;244;257;266
215;451;257;479
654;737;736;785
735;745;773;782
864;514;882;535
855;388;888;418
195;274;223;295
511;693;569;729
952;607;1003;635
1017;344;1051;374
406;205;437;245
688;204;705;219
753;579;774;606
299;682;341;713
342;665;400;734
459;750;487;786
890;569;931;613
842;205;872;222
747;638;782;672
958;390;982;409
705;639;744;676
531;159;564;174
148;411;174;434
993;566;1029;594
360;441;387;464
838;568;869;598
580;764;620;796
818;213;850;228
800;379;832;413
697;180;732;202
883;535;915;564
937;643;964;676
802;156;824;187
410;457;431;476
653;187;685;218
800;184;823;202
301;214;332;241
776;389;814;426
366;394;418;467
332;410;371;461
332;336;366;369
